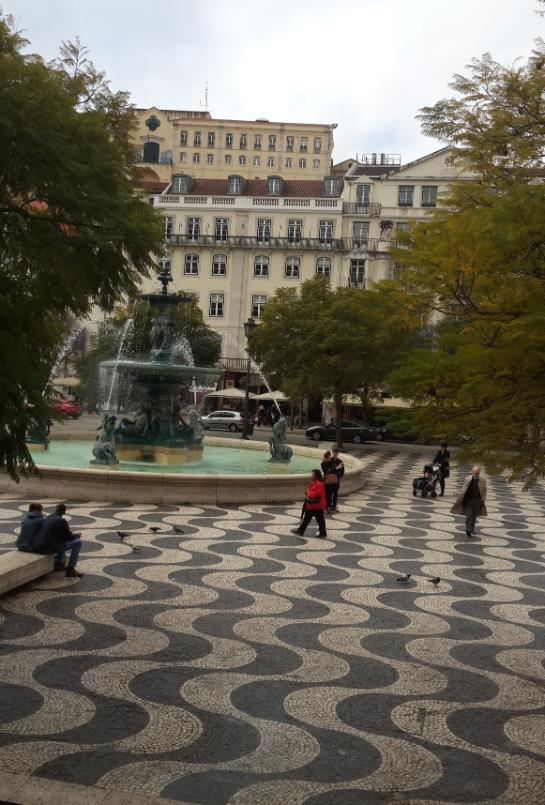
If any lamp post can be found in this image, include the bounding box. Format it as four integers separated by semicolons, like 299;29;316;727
241;316;256;440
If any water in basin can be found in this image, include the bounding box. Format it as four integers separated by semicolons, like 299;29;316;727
30;441;317;476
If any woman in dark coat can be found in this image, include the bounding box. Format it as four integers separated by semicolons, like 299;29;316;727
321;450;338;513
434;442;450;496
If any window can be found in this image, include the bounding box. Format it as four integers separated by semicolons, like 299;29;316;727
268;134;276;151
239;155;246;166
286;136;294;151
194;131;201;146
254;255;269;277
193;153;200;164
300;137;308;152
179;151;187;163
215;218;229;242
284;256;300;278
184;254;199;275
187;217;200;242
172;175;191;193
299;158;306;169
422;185;438;207
180;131;188;146
314;137;322;153
207;132;215;147
396;222;410;233
267;176;281;195
313;159;320;169
316;257;331;276
319;219;334;244
164;216;173;239
285;157;293;168
257;219;271;243
253;156;261;167
225;133;233;148
209;293;224;317
212;254;227;276
349;259;365;288
288;219;302;243
254;135;262;150
324;177;341;195
143;142;159;163
240;133;247;149
356;184;371;205
157;253;171;272
252;294;267;318
353;221;369;245
227;176;242;194
398;185;414;206
225;154;232;165
267;157;275;168
207;154;214;164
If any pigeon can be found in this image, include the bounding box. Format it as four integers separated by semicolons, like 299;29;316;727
149;526;160;533
131;547;141;553
117;531;129;540
429;577;441;586
396;573;412;584
173;526;184;534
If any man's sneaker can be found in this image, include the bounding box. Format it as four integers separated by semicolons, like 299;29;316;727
466;531;472;538
66;567;84;578
290;529;302;536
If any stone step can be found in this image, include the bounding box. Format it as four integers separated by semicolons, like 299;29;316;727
0;551;54;596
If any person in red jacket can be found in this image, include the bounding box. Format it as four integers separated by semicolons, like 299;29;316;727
291;469;327;538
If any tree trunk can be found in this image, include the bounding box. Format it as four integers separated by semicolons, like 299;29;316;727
334;385;344;449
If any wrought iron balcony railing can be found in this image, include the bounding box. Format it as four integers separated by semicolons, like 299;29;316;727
342;202;382;216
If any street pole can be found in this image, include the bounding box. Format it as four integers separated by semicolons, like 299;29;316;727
241;356;250;440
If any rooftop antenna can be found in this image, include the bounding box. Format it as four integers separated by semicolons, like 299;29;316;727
200;81;209;113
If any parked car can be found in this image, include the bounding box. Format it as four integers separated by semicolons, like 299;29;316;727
49;396;84;419
201;410;245;432
305;420;386;444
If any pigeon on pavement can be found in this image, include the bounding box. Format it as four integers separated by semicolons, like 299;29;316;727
149;526;160;533
173;526;184;534
117;531;129;540
396;573;412;583
429;577;441;585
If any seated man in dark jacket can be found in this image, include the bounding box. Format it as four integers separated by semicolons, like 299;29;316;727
34;503;83;578
16;503;45;551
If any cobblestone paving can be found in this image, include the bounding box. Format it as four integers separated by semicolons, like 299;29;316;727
1;449;545;804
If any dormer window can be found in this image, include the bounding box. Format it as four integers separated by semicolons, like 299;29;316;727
171;174;192;194
323;177;342;196
267;176;282;195
227;175;244;195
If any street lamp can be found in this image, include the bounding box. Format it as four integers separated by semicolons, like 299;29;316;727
241;316;257;440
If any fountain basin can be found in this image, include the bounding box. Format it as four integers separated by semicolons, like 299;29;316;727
3;437;364;504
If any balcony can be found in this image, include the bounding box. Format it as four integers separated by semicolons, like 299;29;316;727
347;278;366;289
342;202;381;216
168;234;346;251
155;194;343;211
343;238;382;253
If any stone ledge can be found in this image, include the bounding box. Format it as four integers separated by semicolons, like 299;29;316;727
0;551;54;596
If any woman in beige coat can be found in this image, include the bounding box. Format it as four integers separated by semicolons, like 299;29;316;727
451;466;488;537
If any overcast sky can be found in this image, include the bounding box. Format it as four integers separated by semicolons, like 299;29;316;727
8;0;543;163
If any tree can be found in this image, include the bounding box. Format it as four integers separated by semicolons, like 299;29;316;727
75;298;221;410
386;45;545;485
249;276;411;448
0;16;163;477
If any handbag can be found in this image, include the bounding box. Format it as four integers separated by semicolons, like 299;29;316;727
324;473;339;485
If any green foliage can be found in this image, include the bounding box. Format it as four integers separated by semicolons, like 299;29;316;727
0;16;163;477
387;46;545;486
75;299;221;409
249;276;412;447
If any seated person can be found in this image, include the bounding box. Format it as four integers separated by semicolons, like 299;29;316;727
34;503;83;578
16;503;45;552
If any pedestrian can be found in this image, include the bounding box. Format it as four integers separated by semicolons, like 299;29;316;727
34;503;84;577
15;503;45;552
451;465;488;538
331;448;345;512
434;442;450;496
321;450;338;513
291;469;327;538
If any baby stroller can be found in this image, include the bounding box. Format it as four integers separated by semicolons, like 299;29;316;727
412;464;441;498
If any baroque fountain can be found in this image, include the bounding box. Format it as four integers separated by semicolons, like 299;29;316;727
7;268;363;503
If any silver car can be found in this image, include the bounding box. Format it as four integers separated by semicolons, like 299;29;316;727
200;410;244;432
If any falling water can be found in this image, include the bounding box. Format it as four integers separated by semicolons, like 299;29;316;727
104;319;134;412
224;333;282;415
171;334;195;366
49;324;83;382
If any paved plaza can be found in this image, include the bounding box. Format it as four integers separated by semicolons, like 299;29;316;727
1;447;545;804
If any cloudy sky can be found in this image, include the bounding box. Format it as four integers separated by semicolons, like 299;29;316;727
8;0;543;163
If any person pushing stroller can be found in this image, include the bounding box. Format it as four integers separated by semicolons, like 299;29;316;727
413;462;441;498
